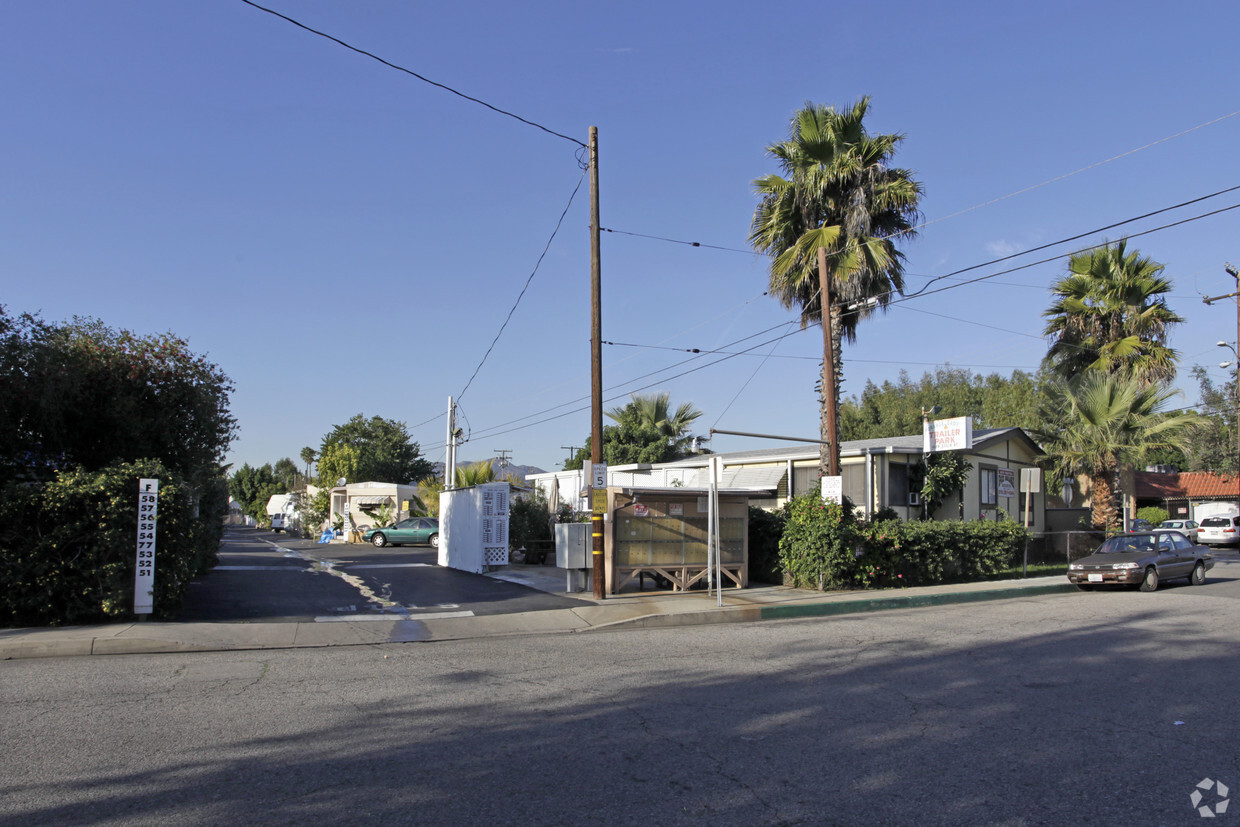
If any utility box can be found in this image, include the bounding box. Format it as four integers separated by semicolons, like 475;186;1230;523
555;522;590;569
439;483;510;574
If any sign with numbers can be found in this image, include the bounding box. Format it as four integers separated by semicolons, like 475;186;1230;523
134;478;158;615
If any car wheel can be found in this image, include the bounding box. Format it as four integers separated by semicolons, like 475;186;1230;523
371;533;388;548
1190;561;1206;586
1139;566;1159;592
429;533;439;548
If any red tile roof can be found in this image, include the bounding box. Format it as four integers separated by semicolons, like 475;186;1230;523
1178;471;1240;499
1134;470;1240;500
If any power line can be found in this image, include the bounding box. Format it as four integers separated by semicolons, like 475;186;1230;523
456;169;587;402
239;0;586;147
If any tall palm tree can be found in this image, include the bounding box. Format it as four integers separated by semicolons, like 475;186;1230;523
1043;240;1183;383
1034;373;1198;530
751;98;922;475
606;392;703;455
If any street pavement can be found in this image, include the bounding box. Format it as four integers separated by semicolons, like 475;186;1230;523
4;527;1236;661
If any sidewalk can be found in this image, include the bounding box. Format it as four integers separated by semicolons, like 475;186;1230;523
0;570;1079;660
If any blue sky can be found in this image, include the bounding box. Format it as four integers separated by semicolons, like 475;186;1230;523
4;1;1239;474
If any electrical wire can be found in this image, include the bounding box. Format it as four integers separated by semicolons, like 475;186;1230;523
239;0;586;147
455;169;587;403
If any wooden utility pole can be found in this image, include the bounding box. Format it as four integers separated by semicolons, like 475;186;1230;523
818;246;839;477
589;126;605;599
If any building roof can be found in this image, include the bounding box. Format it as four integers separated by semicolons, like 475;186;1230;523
662;427;1041;468
1134;470;1240;501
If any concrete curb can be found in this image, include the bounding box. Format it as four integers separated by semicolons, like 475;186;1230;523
0;579;1080;659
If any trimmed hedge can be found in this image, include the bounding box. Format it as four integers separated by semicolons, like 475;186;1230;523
0;459;226;626
776;493;1030;591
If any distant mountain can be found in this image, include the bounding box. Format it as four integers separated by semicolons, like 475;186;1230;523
427;458;545;482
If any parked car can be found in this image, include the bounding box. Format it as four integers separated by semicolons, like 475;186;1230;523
1127;518;1154;533
1197;515;1240;547
1067;530;1213;591
1159;519;1199;542
363;517;439;548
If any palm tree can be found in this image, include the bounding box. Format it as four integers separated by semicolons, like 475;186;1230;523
1043;240;1183;383
751;98;922;475
606;392;703;455
1034;373;1199;530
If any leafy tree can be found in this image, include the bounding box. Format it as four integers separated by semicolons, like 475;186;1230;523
1177;365;1238;474
840;367;1047;440
751;98;922;475
0;308;237;485
272;457;300;490
919;452;973;520
455;461;497;487
1033;373;1199;530
228;462;282;523
1043;241;1182;383
316;414;431;485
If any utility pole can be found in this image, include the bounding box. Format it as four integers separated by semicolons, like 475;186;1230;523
445;397;459;490
495;449;512;474
589;126;605;599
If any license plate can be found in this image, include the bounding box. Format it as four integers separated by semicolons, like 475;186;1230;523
1087;573;1103;583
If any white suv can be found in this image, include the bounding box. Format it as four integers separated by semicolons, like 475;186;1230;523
1197;515;1240;547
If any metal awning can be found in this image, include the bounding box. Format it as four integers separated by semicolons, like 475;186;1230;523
353;495;392;506
719;466;786;491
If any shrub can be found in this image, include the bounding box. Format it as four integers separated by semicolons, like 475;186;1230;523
778;494;860;590
0;459;224;626
857;520;1028;587
1136;506;1168;526
509;489;553;551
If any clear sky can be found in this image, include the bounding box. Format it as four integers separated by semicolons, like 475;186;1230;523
4;1;1239;475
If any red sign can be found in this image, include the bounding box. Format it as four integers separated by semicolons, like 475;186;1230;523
633;503;649;517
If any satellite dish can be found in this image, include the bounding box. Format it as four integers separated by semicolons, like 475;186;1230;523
337;478;347;487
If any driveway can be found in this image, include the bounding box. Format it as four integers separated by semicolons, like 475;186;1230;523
175;527;592;623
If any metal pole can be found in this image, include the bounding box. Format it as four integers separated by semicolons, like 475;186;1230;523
445;396;456;490
589;126;605;600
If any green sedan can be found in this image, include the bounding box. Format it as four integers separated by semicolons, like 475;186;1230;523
363;518;440;548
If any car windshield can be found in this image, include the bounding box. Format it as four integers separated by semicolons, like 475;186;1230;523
1098;535;1156;554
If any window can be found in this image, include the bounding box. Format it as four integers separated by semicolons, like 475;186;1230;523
889;463;910;506
980;466;997;508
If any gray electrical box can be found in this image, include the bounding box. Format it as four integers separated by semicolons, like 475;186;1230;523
555;522;590;569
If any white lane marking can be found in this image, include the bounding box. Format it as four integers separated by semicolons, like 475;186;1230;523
213;566;305;571
315;611;474;622
338;563;433;570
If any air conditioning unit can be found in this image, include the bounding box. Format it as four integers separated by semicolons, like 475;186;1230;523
908;492;922;506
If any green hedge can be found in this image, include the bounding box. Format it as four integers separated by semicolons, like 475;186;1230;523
0;459;226;626
776;493;1029;591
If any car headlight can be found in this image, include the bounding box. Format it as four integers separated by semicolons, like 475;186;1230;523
1111;562;1140;569
1069;563;1083;570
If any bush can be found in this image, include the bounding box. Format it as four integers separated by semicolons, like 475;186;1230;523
747;505;786;584
1136;506;1168;526
857;520;1029;587
775;490;1031;592
0;459;225;626
778;494;861;590
509;489;553;551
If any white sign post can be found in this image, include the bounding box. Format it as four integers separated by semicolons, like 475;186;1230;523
134;478;158;615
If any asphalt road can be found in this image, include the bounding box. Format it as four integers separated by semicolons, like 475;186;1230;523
4;569;1240;825
173;527;592;623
